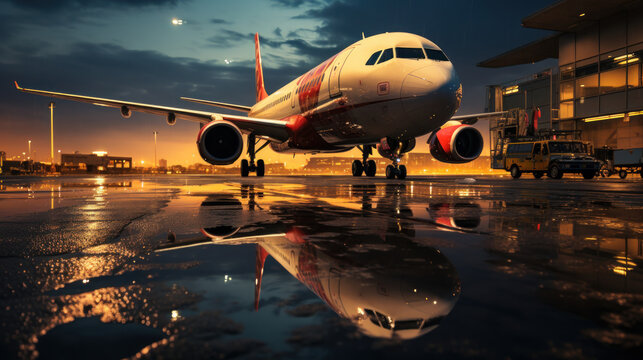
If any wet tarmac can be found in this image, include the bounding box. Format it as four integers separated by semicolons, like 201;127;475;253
0;175;642;359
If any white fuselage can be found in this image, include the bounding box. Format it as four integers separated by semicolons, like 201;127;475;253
249;32;462;152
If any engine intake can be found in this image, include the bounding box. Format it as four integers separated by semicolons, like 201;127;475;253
428;125;483;163
120;106;131;119
197;120;243;165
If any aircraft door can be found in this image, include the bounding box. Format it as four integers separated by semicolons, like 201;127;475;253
328;48;354;98
328;268;348;316
291;89;295;108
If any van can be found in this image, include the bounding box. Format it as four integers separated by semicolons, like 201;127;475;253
504;140;600;179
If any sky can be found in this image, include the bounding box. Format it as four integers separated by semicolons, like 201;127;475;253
0;0;558;167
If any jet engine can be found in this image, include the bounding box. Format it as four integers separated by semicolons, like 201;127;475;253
428;125;483;163
120;106;131;119
197;120;244;165
377;137;416;160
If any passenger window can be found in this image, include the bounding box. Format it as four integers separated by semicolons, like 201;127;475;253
533;143;541;155
395;47;425;59
425;48;449;61
542;144;548;155
377;48;393;64
365;50;382;65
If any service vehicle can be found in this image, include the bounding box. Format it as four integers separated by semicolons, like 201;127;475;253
503;139;600;179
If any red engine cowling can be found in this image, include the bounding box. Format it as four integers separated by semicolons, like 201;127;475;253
428;124;483;163
196;120;244;165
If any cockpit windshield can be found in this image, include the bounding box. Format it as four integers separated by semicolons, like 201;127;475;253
549;141;587;153
395;47;425;59
365;47;449;65
425;48;449;61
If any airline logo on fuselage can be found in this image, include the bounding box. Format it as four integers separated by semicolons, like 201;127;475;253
297;54;338;112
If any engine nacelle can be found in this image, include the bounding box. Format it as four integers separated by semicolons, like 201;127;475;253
428;124;483;163
120;105;131;119
167;112;176;126
197;120;243;165
377;137;415;160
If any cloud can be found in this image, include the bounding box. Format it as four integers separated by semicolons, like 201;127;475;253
207;29;253;47
7;0;185;12
270;0;320;7
210;18;232;25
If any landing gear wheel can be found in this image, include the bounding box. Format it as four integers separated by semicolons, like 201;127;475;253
510;165;521;179
386;165;396;179
582;171;595;179
397;165;407;180
549;164;563;179
364;160;376;177
619;169;627;179
256;159;265;177
241;159;250;177
533;171;544;179
352;160;364;176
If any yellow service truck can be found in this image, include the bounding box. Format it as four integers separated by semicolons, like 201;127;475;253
504;140;600;179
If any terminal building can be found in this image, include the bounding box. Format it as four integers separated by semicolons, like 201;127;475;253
61;152;132;173
480;0;643;154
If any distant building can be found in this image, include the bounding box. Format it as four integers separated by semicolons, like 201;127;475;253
158;158;168;169
61;152;132;173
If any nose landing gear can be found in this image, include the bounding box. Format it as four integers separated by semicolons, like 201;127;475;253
241;134;270;177
352;145;377;177
385;161;407;180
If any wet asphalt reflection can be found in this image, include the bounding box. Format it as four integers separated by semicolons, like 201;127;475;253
0;175;641;359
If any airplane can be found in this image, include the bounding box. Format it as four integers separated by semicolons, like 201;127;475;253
156;192;461;340
15;32;503;179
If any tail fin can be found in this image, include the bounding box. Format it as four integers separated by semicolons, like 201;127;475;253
254;33;269;103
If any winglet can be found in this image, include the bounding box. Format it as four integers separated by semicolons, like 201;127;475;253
14;81;21;90
254;33;269;103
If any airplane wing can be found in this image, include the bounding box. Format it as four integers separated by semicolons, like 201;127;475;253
14;82;289;142
180;97;252;113
451;111;506;125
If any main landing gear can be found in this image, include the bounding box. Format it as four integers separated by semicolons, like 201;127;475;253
352;145;377;177
241;134;270;177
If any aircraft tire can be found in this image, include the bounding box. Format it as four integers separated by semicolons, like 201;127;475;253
582;171;595;179
241;159;250;177
352;160;364;176
397;165;407;179
385;165;396;179
256;159;265;177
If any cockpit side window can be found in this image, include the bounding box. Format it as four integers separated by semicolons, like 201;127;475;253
365;50;382;65
396;47;426;59
377;48;394;64
425;48;449;61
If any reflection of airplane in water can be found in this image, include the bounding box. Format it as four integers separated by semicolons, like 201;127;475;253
157;190;461;340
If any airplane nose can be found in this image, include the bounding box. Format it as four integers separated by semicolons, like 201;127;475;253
401;65;459;98
400;65;461;125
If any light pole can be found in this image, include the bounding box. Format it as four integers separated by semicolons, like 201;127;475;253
49;102;55;167
28;140;31;160
153;131;158;170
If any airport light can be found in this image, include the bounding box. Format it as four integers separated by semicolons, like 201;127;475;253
49;102;55;166
153;131;158;169
28;140;31;159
